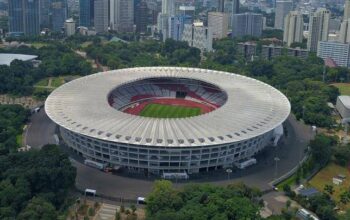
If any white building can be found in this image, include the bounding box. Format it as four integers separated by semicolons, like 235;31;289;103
182;22;213;52
345;0;350;21
64;18;76;36
336;96;350;119
307;8;330;52
162;0;175;16
110;0;134;32
283;11;304;47
94;0;109;33
339;19;350;43
317;41;350;68
208;12;229;39
274;0;293;30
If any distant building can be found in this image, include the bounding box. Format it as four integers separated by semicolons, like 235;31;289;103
182;22;213;52
162;0;175;16
262;45;309;60
110;0;134;32
8;0;40;35
51;0;67;32
40;0;51;29
135;0;148;33
307;8;330;52
274;0;293;30
64;18;76;36
208;12;228;39
232;13;263;38
317;41;350;68
339;19;350;43
336;96;350;119
94;0;108;33
345;0;350;21
283;11;304;47
79;0;94;28
168;15;192;41
237;42;257;59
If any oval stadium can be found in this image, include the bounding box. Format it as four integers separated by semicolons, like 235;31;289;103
45;67;291;176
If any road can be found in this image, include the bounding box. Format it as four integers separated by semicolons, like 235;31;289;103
25;110;313;201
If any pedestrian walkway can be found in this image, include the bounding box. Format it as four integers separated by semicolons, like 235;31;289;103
95;203;118;220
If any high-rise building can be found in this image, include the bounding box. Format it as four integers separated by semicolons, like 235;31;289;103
283;11;304;47
307;8;330;52
232;0;239;14
79;0;94;28
40;0;51;29
51;0;67;32
168;15;192;41
162;0;175;16
94;0;108;33
218;0;224;12
232;13;263;38
110;0;134;32
317;41;350;68
345;0;350;21
8;0;40;35
64;18;76;36
182;22;213;52
274;0;293;30
208;12;229;39
339;19;350;43
135;0;148;33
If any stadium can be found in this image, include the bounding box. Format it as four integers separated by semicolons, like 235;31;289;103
45;67;291;176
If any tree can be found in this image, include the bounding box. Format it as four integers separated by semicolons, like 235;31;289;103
324;184;334;195
17;197;57;220
130;204;136;214
309;134;334;167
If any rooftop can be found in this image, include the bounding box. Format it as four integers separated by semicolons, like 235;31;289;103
0;53;38;66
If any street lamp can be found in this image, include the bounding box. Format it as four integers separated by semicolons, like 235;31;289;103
226;168;232;180
274;157;280;180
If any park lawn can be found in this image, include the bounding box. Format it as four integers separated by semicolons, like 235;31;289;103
31;42;48;48
16;134;22;146
140;103;201;118
308;163;350;210
35;78;50;87
51;77;65;88
332;83;350;96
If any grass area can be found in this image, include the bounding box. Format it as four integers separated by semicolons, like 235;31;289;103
332;83;350;96
308;163;350;210
276;174;298;190
16;134;22;146
31;42;48;49
35;78;50;87
51;77;65;88
140;103;201;118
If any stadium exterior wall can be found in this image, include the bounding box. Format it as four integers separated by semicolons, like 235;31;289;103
60;126;276;174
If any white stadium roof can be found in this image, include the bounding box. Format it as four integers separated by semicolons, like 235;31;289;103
0;53;38;66
45;67;291;147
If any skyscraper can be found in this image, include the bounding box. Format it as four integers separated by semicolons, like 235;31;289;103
8;0;40;35
40;0;51;29
345;0;350;21
51;0;67;32
232;0;239;14
110;0;134;32
182;22;213;52
79;0;94;28
208;12;229;39
232;13;263;38
339;19;350;43
168;15;192;41
283;11;304;47
94;0;108;33
274;0;293;30
307;8;330;52
135;0;148;33
218;0;224;13
162;0;175;16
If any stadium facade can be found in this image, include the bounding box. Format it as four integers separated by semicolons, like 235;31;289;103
45;67;290;175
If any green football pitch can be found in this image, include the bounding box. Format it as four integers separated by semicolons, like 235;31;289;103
140;103;202;118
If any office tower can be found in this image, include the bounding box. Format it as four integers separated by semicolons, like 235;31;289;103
168;15;192;41
135;0;148;33
345;0;350;21
232;0;239;14
179;5;195;21
232;13;263;38
94;0;108;33
8;0;40;35
110;0;134;32
208;12;229;39
64;18;76;36
182;22;213;52
79;0;94;27
51;0;68;32
317;41;350;68
40;0;51;28
162;0;175;16
274;0;293;30
307;8;330;52
339;19;350;43
218;0;224;12
283;11;304;47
